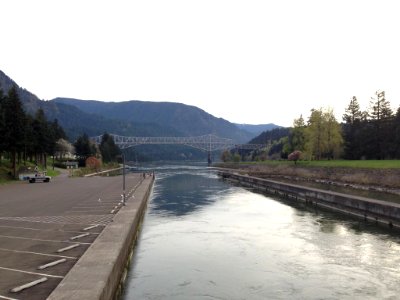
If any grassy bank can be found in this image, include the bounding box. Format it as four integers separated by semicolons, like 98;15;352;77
238;160;400;169
216;160;400;190
0;161;61;185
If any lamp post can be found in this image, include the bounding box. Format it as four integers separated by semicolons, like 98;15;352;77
117;154;126;206
122;153;126;205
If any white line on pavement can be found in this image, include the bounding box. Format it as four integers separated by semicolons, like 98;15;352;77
83;224;99;231
11;277;48;293
0;225;99;235
0;235;90;245
0;266;63;279
0;295;19;300
0;248;77;259
57;244;80;253
70;233;90;240
38;259;67;270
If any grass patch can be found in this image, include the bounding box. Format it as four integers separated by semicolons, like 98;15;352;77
46;168;61;177
240;160;400;169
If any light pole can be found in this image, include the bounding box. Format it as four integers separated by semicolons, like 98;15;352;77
118;153;126;206
122;153;126;205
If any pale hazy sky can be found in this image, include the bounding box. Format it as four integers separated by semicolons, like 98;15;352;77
1;0;399;127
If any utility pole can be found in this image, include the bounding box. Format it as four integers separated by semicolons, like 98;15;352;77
122;153;126;205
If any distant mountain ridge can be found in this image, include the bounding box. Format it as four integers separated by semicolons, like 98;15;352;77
1;69;280;147
235;123;281;136
52;97;255;142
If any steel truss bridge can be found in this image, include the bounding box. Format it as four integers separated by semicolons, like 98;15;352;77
91;134;265;152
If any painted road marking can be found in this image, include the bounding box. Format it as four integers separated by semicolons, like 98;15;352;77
0;266;63;279
0;225;99;235
10;277;48;293
70;233;90;240
0;214;114;225
57;244;80;253
83;224;99;231
68;206;115;209
0;295;19;300
38;258;67;270
0;235;90;245
0;248;77;259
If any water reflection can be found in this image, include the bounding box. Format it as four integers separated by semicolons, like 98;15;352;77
123;164;400;300
141;165;229;216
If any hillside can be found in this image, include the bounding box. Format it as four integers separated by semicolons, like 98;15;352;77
1;69;264;161
235;123;280;136
53;98;254;142
249;127;290;144
0;71;181;140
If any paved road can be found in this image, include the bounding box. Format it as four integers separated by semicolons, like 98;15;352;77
0;171;143;300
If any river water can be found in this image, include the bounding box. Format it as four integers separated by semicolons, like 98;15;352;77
122;164;400;300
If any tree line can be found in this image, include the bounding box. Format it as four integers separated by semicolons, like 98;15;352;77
0;85;122;176
0;86;66;177
73;132;121;166
232;90;400;162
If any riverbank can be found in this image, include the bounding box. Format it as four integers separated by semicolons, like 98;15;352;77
48;175;154;300
215;162;400;195
218;170;400;230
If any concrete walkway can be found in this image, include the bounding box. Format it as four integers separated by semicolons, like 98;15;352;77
0;172;153;300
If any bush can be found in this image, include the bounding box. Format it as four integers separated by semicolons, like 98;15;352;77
288;150;302;164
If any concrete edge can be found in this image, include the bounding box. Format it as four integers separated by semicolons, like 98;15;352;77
84;167;123;177
47;176;154;300
219;170;400;230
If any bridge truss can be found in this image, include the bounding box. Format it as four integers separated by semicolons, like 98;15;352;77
91;134;264;152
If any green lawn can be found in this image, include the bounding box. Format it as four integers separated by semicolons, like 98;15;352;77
242;160;400;169
46;168;61;177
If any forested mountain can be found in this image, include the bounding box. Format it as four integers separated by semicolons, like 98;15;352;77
249;127;290;144
1;70;256;143
0;71;182;141
235;123;280;136
53;98;254;142
1;69;264;161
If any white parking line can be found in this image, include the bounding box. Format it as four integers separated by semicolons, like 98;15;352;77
0;235;90;245
38;259;67;270
68;206;114;209
57;244;80;253
0;225;99;235
83;224;99;231
65;210;110;213
0;266;63;279
11;277;48;293
0;295;19;300
70;233;90;240
0;248;77;259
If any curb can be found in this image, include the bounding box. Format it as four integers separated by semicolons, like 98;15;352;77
47;177;154;300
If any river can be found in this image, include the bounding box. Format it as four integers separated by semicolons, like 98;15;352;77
122;164;400;300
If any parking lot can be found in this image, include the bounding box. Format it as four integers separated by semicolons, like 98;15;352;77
0;171;142;300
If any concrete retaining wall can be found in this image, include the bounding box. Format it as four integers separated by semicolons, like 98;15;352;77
47;176;154;300
219;171;400;229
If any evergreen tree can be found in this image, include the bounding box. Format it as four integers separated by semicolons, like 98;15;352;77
31;109;52;167
2;86;27;177
99;133;121;163
342;96;364;159
74;133;97;166
0;87;5;156
393;107;400;158
368;91;393;159
343;96;363;124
